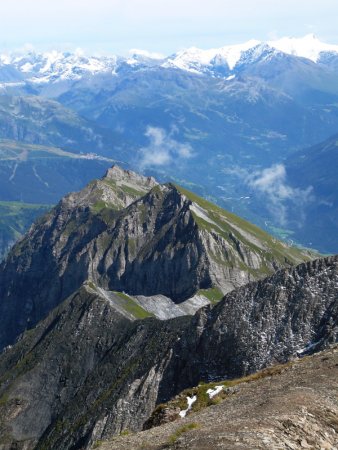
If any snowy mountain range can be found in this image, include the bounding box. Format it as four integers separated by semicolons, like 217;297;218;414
1;34;338;86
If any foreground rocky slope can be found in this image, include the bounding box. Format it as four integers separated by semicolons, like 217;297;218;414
99;345;338;450
0;165;312;351
0;255;336;449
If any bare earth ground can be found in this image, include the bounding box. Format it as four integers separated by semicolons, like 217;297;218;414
96;345;338;450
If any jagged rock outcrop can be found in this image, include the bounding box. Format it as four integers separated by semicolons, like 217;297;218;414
64;164;157;210
158;255;338;397
0;255;336;450
0;166;312;351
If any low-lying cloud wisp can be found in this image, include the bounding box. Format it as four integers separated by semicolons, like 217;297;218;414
139;127;193;168
224;164;313;226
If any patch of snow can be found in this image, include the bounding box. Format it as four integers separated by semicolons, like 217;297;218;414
179;395;197;418
206;385;224;399
297;340;321;356
0;54;12;64
20;62;34;72
162;35;338;74
39;50;64;74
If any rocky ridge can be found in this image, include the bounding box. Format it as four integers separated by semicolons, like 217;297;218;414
0;165;312;351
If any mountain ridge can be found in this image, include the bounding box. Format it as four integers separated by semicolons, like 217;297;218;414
0;165;313;352
0;254;336;449
2;35;338;84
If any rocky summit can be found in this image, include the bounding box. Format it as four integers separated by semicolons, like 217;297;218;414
0;165;312;352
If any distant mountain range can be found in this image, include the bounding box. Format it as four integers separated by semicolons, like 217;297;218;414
1;35;338;254
1;34;338;84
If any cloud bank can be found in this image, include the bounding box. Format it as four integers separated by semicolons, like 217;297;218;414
139;127;193;168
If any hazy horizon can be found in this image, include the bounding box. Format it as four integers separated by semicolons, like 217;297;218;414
0;0;337;55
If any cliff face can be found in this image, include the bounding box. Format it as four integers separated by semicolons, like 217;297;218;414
0;255;336;450
0;166;312;351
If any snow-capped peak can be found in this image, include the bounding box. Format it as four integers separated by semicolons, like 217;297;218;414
268;34;338;62
0;54;11;65
163;40;261;73
215;40;261;70
163;35;338;74
2;50;119;83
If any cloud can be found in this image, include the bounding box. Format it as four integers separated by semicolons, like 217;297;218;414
129;49;164;59
224;164;313;226
139;127;193;168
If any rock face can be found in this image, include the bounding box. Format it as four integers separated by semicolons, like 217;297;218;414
0;255;336;450
159;255;338;395
0;284;190;450
0;165;312;351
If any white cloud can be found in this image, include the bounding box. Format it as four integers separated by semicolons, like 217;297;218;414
139;126;193;168
224;164;313;226
129;49;164;59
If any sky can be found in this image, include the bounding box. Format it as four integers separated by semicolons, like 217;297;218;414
1;0;337;55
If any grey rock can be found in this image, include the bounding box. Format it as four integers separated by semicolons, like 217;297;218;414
0;255;336;449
